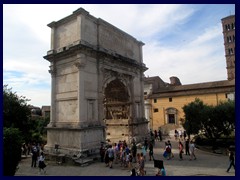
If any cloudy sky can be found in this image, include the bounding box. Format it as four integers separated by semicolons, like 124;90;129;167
3;4;235;107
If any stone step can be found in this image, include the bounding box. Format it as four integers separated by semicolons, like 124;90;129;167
74;158;94;166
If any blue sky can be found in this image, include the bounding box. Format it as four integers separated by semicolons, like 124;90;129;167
3;4;235;107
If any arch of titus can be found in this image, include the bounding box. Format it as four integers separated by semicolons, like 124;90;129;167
44;8;148;155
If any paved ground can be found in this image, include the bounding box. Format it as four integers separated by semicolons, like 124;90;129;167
15;136;235;176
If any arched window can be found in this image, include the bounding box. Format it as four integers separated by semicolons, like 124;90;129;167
228;24;230;30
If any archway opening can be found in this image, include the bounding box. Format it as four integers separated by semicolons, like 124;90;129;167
103;79;130;143
104;79;130;120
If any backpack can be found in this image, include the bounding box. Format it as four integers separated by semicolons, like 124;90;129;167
108;149;114;158
166;146;171;153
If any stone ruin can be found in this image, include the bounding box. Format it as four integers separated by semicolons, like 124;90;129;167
43;8;149;158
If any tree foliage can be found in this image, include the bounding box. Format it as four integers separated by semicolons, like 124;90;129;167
3;85;32;140
183;98;235;139
182;98;205;136
3;85;50;175
3;127;23;176
30;116;50;143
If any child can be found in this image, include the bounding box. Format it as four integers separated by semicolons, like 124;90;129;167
38;152;46;174
156;167;166;176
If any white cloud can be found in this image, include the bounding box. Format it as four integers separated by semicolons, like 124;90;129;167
3;4;233;106
144;23;226;84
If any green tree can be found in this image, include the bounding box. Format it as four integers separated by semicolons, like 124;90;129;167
30;116;50;143
206;100;235;138
3;85;32;141
182;98;206;136
3;127;23;176
183;98;235;139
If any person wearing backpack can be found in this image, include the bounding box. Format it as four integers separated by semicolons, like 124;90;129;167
166;145;171;160
31;143;38;167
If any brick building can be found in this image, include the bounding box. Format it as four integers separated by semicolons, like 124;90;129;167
221;15;235;80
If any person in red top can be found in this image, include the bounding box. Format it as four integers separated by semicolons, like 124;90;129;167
178;141;184;160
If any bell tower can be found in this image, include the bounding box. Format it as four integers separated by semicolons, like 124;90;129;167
221;15;235;80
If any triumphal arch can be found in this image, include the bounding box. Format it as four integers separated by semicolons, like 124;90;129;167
44;8;148;155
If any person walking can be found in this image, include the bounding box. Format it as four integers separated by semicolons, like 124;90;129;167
189;140;196;160
31;143;38;167
107;145;114;168
167;140;174;159
114;143;119;164
174;129;178;140
104;146;109;167
226;150;235;173
142;145;147;161
99;144;105;162
148;142;154;161
185;139;190;155
131;142;137;163
158;129;162;141
178;141;184;160
154;130;158;141
139;153;145;176
38;152;46;174
164;142;172;160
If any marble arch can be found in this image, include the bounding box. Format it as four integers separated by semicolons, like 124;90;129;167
43;8;148;156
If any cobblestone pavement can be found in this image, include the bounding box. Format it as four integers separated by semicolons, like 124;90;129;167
15;137;235;176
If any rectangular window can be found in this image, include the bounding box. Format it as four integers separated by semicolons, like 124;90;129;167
154;108;158;113
169;98;172;102
154;99;157;103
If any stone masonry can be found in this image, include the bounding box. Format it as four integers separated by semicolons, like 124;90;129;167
43;8;148;156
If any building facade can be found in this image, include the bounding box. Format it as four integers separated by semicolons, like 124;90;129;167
44;8;148;155
221;15;235;80
144;77;235;131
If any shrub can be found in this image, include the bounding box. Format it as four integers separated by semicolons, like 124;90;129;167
3;127;23;176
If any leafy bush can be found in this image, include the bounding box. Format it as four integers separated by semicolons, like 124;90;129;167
3;128;23;176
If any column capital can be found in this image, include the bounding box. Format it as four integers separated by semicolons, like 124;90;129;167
48;65;56;76
74;53;86;69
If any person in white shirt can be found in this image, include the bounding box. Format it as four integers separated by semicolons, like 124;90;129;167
38;152;46;174
189;140;197;160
